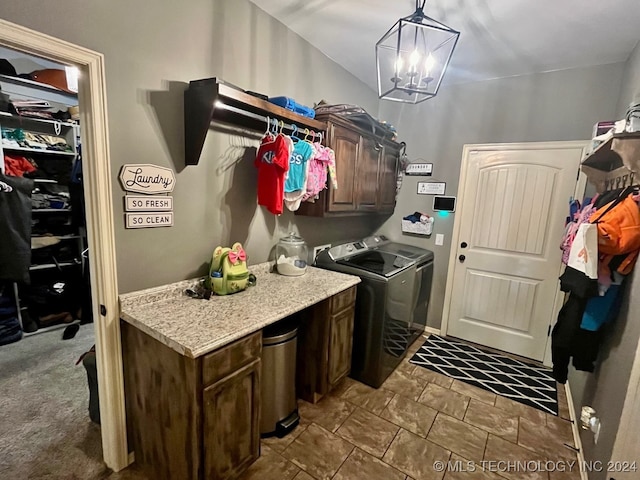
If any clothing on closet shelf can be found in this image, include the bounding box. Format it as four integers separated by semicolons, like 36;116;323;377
3;154;36;178
254;132;290;215
0;172;33;284
552;186;640;383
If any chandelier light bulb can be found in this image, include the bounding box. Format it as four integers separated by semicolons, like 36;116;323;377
409;49;421;71
424;53;436;74
395;56;404;73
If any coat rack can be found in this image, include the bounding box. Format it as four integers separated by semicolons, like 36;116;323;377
184;78;326;166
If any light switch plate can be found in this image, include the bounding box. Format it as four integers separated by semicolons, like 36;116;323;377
435;234;444;246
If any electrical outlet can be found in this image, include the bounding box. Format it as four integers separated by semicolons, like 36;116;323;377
435;234;444;246
312;244;331;262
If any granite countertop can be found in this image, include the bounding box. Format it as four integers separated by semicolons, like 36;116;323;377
119;263;360;358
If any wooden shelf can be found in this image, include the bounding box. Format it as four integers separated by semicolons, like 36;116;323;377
581;132;640;172
2;145;75;156
184;77;326;166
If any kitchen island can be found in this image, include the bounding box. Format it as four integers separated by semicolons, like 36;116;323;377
119;263;360;480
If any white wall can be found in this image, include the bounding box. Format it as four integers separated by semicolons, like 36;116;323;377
376;63;625;328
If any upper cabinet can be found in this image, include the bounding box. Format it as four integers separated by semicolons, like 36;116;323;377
297;114;401;217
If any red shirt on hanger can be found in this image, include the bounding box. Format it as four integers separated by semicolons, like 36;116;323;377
254;134;290;215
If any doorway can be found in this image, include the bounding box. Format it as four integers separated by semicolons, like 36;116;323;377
442;142;588;361
0;19;127;472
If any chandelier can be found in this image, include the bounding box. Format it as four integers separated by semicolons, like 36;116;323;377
376;0;460;103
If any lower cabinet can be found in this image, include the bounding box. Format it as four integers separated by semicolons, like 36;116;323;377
297;286;356;402
121;324;261;480
328;307;355;386
204;359;261;480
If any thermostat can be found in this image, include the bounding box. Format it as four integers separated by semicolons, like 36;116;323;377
433;195;456;212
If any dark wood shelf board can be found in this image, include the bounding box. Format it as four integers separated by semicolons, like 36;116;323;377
184;78;326;166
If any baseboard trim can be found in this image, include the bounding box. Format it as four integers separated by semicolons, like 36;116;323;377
565;382;588;480
423;326;441;336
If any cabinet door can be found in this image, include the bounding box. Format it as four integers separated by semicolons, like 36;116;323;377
327;123;359;212
356;136;381;212
327;308;355;386
203;359;260;480
378;146;399;213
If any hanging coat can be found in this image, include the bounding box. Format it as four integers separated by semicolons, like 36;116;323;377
0;172;33;283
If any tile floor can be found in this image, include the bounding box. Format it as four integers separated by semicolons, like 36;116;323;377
242;336;580;480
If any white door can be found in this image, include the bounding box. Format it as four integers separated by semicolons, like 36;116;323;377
444;142;587;361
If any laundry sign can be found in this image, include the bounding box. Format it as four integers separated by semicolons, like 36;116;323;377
119;164;175;194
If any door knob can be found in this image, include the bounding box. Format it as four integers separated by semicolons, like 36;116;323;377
461;242;468;248
458;255;466;262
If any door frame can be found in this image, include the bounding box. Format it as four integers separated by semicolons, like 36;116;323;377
0;20;128;471
441;141;588;364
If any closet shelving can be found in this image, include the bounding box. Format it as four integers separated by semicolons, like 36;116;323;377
1;71;84;337
581;132;640;192
184;77;326;166
581;132;640;171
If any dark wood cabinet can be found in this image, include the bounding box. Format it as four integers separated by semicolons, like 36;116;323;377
297;286;356;402
328;124;360;212
122;325;261;480
356;136;382;212
328;307;355;385
203;359;260;480
297;114;400;216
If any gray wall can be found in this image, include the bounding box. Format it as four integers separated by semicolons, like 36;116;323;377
0;0;382;293
568;40;640;480
375;63;624;328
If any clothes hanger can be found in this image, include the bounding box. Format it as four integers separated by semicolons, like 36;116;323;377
290;124;299;142
279;120;285;135
264;116;271;137
303;128;310;142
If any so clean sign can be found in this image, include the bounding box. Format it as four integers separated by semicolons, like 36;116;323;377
119;164;176;229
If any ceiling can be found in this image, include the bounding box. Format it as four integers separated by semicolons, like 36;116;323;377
249;0;640;91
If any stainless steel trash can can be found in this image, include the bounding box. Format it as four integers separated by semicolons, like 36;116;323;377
261;319;299;437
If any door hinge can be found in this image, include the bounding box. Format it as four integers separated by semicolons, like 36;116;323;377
548;325;552;337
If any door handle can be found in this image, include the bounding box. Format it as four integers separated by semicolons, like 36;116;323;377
458;255;466;263
461;242;468;249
